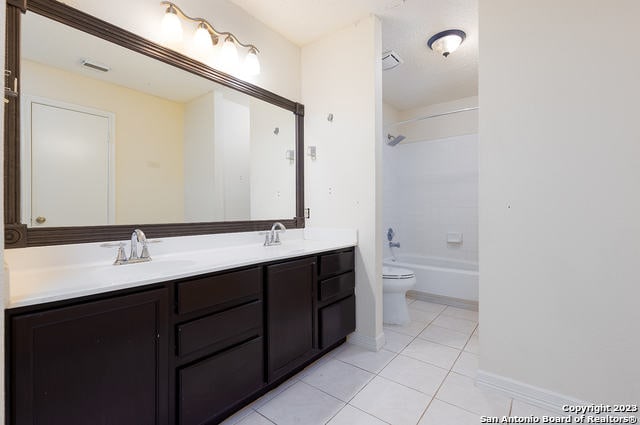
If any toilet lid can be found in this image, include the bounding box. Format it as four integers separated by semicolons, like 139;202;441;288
382;266;415;279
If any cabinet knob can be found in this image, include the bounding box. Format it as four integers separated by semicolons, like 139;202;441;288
35;216;46;224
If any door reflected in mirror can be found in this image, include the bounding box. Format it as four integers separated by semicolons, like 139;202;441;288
20;12;296;228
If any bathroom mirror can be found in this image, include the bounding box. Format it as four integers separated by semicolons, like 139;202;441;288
4;0;305;247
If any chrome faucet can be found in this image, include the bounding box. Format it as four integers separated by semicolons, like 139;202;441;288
264;222;286;246
129;229;150;262
102;229;153;265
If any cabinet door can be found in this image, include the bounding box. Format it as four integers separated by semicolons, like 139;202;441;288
266;257;316;380
10;288;168;425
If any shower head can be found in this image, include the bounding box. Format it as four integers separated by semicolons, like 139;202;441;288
386;133;406;147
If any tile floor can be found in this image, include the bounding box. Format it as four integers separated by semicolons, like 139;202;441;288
220;298;556;425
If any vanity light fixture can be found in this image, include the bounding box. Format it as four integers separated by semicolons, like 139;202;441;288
160;4;183;43
160;1;261;75
427;29;466;58
219;35;240;71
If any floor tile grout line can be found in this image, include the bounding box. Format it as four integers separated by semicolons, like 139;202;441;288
333;348;401;424
436;397;492;417
344;404;393;424
387;351;453;373
300;362;377;405
250;377;300;414
369;372;443;400
414;394;437;424
254;410;278;425
414;343;464;424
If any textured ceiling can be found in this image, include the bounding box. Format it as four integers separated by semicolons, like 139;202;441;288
230;0;478;110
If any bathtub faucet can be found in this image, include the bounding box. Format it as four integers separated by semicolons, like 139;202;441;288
389;241;400;248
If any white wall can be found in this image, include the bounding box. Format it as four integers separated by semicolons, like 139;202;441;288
383;134;478;263
63;0;301;101
302;16;383;349
249;99;296;220
184;91;219;221
480;0;640;404
217;93;251;220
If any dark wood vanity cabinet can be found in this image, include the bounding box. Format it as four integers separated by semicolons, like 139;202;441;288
174;267;264;425
266;257;317;381
6;248;356;425
318;250;357;348
9;288;169;425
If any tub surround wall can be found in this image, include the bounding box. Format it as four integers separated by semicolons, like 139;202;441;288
383;133;478;263
302;16;384;350
480;0;640;406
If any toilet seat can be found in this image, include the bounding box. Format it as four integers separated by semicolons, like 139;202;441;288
382;266;415;279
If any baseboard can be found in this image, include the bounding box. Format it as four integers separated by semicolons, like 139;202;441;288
408;290;478;311
347;331;386;351
477;370;592;414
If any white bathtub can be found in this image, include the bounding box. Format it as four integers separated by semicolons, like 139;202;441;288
384;254;479;302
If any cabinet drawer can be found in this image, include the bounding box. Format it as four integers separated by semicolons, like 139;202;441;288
177;301;262;357
319;271;355;301
176;267;261;315
319;250;354;279
319;295;356;348
178;337;263;425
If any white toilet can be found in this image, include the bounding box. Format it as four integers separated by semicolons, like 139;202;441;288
382;266;416;325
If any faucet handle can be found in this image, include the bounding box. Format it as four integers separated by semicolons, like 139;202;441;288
114;243;127;265
264;232;271;246
140;241;151;260
101;242;128;265
274;230;281;244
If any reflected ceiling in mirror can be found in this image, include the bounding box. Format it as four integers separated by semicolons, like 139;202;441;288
20;12;296;228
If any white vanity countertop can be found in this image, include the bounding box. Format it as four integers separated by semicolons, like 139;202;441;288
5;228;357;309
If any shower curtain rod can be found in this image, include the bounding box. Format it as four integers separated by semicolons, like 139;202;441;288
389;106;478;127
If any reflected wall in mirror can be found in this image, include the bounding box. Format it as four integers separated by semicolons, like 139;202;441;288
20;12;296;228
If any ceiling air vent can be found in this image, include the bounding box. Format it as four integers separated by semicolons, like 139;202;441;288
81;59;110;73
382;50;403;71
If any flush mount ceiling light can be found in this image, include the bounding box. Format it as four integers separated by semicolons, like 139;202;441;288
159;1;261;76
427;29;466;58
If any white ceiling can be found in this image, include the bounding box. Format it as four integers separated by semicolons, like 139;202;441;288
230;0;478;111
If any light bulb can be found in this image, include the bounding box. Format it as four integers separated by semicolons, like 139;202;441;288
432;34;463;57
243;48;261;76
428;30;466;58
192;22;213;58
161;6;183;43
219;36;239;72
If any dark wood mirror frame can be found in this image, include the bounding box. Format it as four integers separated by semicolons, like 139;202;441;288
4;0;305;248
